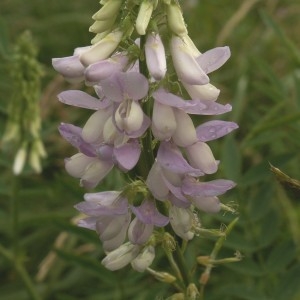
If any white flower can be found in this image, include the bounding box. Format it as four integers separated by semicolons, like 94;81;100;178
131;246;155;272
102;242;140;271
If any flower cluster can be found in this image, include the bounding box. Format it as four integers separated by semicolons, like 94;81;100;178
2;31;46;175
53;0;237;272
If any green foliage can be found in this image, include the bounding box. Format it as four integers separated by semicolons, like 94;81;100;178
1;0;300;299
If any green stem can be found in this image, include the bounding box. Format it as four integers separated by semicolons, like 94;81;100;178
7;174;42;300
174;243;192;287
0;244;42;300
199;217;239;299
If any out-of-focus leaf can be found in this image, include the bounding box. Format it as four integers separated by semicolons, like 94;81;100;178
273;265;300;300
265;240;296;273
259;9;300;65
221;135;241;182
54;249;115;284
215;283;268;300
224;258;265;277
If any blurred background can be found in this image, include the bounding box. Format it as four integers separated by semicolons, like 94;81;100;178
0;0;300;299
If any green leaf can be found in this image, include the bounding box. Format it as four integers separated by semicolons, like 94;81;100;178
273;265;300;300
54;249;115;284
215;283;268;300
221;135;241;181
224;258;265;277
265;240;297;273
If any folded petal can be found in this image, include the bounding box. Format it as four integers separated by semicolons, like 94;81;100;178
182;82;220;101
192;196;221;213
185;141;218;174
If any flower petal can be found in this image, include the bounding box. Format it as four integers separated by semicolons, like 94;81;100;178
58;123;96;157
196;120;239;142
58;90;111;110
113;140;141;171
196;46;231;74
101;72;149;102
182;177;236;197
131;199;169;227
157;142;204;176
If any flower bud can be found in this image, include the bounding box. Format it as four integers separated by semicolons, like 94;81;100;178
166;2;188;36
13;144;27;175
131;245;155;272
89;18;116;34
136;0;153;35
145;32;166;80
147;268;177;283
80;30;123;66
92;0;122;20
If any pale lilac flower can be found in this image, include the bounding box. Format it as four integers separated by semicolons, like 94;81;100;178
100;72;151;140
145;32;167;81
59;123;141;188
183;46;231;100
52;55;85;83
84;53;129;85
75;191;131;251
131;199;169;227
170;35;209;85
65;153;113;189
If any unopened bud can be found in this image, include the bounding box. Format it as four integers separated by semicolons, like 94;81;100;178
147;268;177;283
186;283;200;299
80;30;123;66
166;2;188;36
13;144;27;175
92;0;122;20
136;0;153;35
